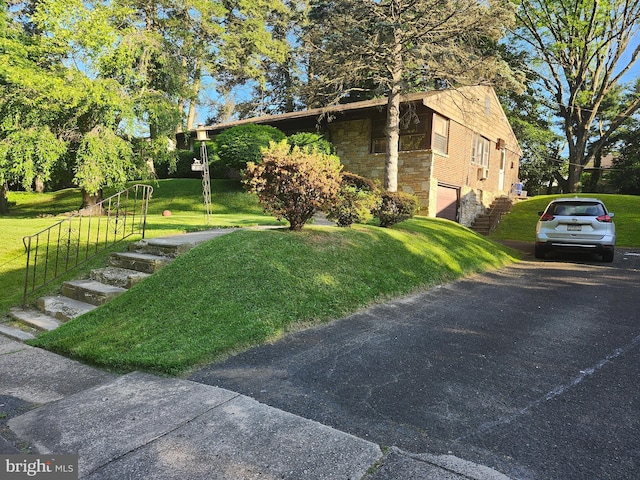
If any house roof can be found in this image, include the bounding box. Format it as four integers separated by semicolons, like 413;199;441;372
193;85;522;156
197;91;438;134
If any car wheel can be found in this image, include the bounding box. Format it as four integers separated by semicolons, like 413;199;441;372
602;250;614;263
534;244;546;259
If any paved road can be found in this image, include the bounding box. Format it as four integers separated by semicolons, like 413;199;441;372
190;247;640;480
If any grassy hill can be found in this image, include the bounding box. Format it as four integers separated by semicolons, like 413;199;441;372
0;179;281;315
30;218;518;375
9;182;638;376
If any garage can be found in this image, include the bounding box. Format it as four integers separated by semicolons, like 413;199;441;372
436;185;459;222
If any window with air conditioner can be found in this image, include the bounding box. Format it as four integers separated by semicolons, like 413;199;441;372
472;134;490;167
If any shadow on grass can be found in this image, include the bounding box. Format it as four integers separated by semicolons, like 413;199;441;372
30;219;520;376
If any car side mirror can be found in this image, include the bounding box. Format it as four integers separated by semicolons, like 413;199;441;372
537;211;543;216
609;212;615;218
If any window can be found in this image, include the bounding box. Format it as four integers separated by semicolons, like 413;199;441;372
432;114;449;154
472;134;490;167
371;114;428;153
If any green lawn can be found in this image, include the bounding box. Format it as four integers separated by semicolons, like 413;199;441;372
491;193;640;247
8;182;638;377
0;179;281;315
30;218;519;375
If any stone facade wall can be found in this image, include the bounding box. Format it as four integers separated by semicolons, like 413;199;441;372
327;120;434;209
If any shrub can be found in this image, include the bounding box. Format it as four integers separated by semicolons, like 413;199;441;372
373;191;420;227
326;185;380;227
155;149;202;179
326;172;380;227
215;124;286;169
341;172;378;192
287;133;334;155
243;141;342;231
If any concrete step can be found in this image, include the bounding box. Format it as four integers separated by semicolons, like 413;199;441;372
109;252;172;274
61;280;127;307
128;241;185;258
90;267;151;289
38;296;97;322
130;230;237;257
0;321;36;342
8;308;61;331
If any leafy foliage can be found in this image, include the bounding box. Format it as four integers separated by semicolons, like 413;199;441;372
326;172;380;227
216;124;286;169
243;140;342;230
513;0;640;192
73;126;141;196
326;185;380;227
372;191;420;228
0;127;66;191
607;120;640;194
287;132;334;155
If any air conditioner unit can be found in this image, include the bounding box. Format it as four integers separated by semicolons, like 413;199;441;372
478;166;489;180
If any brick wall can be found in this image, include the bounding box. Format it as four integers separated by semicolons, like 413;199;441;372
326;114;520;225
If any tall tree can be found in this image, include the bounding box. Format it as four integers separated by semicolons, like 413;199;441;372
606;116;640;194
1;0;149;209
514;0;640;193
233;0;305;118
304;0;520;192
497;48;565;194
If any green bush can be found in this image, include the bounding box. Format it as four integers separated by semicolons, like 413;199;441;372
326;185;380;227
243;141;343;230
373;191;420;227
287;132;334;155
341;172;378;192
326;172;380;227
155;149;202;179
215;124;286;169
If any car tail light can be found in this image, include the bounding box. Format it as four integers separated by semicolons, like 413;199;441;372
539;213;555;221
596;214;613;223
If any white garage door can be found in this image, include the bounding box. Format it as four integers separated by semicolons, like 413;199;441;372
436;185;459;222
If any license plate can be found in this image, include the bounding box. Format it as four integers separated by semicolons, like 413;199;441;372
567;224;582;231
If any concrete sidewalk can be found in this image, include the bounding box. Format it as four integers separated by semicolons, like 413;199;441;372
0;335;511;479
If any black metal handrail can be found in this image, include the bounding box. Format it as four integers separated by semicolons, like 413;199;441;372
487;197;512;234
22;184;153;307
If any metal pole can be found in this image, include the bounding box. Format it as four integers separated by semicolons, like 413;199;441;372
201;140;212;225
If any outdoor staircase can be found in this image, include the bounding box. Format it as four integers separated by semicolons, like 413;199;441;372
0;230;234;342
470;196;514;236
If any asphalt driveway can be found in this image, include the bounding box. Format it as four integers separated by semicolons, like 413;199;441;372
190;247;640;480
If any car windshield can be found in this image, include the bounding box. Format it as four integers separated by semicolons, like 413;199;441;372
549;202;605;217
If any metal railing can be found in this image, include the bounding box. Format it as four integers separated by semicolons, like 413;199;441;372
486;198;512;235
22;184;153;307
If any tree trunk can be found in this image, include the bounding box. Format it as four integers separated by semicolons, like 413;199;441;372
384;22;403;193
34;176;45;193
567;161;584;193
385;89;401;192
186;58;202;131
81;189;104;215
0;182;9;214
586;151;602;192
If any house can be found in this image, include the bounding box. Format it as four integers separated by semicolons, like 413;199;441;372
186;85;522;226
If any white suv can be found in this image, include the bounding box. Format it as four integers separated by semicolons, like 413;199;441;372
535;198;616;262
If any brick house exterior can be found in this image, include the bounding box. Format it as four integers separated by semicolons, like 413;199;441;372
190;85;522;226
